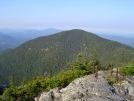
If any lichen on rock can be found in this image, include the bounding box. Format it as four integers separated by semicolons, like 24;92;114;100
35;71;134;101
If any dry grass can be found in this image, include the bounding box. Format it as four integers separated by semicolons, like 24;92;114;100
103;70;124;85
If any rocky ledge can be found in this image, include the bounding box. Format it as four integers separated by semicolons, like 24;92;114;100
35;71;134;101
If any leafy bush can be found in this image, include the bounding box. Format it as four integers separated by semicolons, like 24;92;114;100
120;60;134;76
2;52;99;101
2;70;90;101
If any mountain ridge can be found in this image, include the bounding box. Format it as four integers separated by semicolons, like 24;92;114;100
0;29;134;85
0;28;62;39
0;33;27;52
0;28;62;52
97;33;134;48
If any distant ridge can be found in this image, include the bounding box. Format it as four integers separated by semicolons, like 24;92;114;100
0;29;134;84
0;28;62;39
97;33;134;48
0;33;26;52
0;28;62;52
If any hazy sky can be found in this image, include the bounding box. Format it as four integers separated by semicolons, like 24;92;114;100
0;0;134;34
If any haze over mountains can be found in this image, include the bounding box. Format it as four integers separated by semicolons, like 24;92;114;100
0;1;134;100
0;28;134;52
0;29;134;85
0;32;27;52
0;28;61;38
0;28;62;52
96;33;134;48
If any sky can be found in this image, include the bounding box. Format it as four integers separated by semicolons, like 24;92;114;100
0;0;134;35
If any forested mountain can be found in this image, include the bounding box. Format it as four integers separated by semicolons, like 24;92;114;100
0;29;134;85
0;28;62;52
97;33;134;48
1;28;62;39
0;33;26;52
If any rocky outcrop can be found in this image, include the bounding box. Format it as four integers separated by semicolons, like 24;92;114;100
35;71;134;101
121;80;134;98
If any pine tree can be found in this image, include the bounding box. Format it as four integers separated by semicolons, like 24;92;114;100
9;76;15;88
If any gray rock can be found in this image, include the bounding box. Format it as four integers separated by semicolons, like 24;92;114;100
121;80;134;98
50;87;61;99
34;97;39;101
128;86;134;98
38;92;52;101
35;71;134;101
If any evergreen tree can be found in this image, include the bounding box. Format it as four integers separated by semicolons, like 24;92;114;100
9;76;15;88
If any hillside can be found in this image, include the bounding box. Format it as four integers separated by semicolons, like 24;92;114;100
0;29;62;52
0;33;26;52
0;29;134;85
97;33;134;48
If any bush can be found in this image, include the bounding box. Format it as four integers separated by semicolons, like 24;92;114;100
2;69;90;101
120;60;134;76
2;52;98;100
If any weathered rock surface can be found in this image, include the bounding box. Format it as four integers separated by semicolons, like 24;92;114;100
35;71;134;101
121;80;134;98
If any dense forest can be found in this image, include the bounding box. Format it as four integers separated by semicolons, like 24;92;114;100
0;29;134;85
1;51;134;101
1;51;96;101
0;33;26;52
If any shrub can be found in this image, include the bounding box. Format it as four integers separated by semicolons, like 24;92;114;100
120;60;134;76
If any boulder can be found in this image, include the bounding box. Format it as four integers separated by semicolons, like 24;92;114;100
38;92;52;101
50;87;61;99
121;80;134;98
35;71;134;101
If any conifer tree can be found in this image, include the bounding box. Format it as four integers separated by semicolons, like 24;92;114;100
9;76;15;88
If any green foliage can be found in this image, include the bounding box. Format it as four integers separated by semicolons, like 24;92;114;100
72;51;101;74
0;29;134;85
9;76;15;88
20;78;27;87
2;49;134;100
120;60;134;76
2;69;90;101
93;50;99;63
2;52;93;101
72;53;88;71
0;33;26;53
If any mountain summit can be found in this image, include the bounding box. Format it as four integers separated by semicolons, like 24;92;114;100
0;29;134;84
